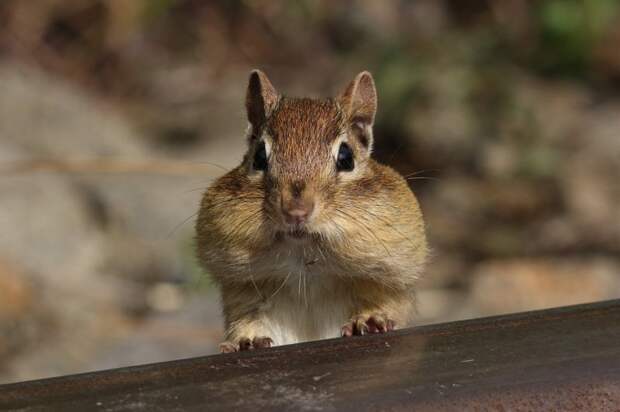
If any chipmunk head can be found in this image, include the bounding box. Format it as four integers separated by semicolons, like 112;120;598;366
243;70;378;239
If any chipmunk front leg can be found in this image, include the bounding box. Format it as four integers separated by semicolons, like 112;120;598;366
219;283;274;353
340;280;414;337
220;318;274;353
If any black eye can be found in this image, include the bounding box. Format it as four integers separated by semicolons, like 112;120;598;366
253;141;268;171
336;142;354;172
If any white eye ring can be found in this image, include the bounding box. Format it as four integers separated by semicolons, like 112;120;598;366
262;138;272;157
331;134;348;161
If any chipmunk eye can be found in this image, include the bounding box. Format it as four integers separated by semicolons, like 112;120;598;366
336;142;354;172
253;141;268;171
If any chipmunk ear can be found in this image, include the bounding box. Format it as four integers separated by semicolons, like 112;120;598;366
338;71;377;127
338;71;377;151
246;69;279;132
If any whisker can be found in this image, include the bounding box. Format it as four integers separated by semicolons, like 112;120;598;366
167;211;199;238
347;204;421;252
402;169;441;179
269;271;291;300
406;176;440;182
263;212;278;225
188;160;232;172
225;209;263;241
334;207;392;257
171;188;261;239
250;274;265;301
206;195;265;210
184;186;212;194
316;243;327;263
181;177;221;194
303;272;308;307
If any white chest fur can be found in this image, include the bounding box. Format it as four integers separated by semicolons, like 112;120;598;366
258;279;350;346
254;241;352;346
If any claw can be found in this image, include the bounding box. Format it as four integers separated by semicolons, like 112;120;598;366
220;336;274;353
238;338;253;351
252;336;273;349
353;315;369;335
342;313;396;337
367;314;392;333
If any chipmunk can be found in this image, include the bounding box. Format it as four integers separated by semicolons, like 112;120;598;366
196;70;427;352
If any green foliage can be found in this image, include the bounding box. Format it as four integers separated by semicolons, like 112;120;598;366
535;0;619;77
373;48;424;131
143;0;178;21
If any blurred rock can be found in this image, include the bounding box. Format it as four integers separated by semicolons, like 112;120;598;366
421;254;470;289
468;258;620;316
416;288;469;324
146;282;185;313
0;259;43;367
0;174;137;382
0;174;106;281
91;294;222;370
529;216;582;253
0;260;33;317
0;62;147;159
563;103;620;252
0;62;219;382
423;177;484;249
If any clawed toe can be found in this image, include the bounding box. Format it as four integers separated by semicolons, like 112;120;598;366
252;336;274;349
341;314;395;337
220;336;274;353
220;341;239;353
366;315;395;333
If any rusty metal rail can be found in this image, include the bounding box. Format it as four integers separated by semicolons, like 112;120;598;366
1;299;620;411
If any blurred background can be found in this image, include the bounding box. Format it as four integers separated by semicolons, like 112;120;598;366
1;0;619;384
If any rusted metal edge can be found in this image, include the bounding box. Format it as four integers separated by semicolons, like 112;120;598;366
1;299;620;411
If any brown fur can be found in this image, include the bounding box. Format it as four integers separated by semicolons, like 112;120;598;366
195;70;427;351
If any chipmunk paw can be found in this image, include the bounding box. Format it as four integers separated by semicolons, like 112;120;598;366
250;336;274;349
219;341;239;353
341;314;395;337
219;336;274;353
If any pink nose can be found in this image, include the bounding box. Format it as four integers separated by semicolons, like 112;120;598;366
283;203;314;225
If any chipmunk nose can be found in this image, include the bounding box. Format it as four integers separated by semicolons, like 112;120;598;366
282;200;314;225
281;181;316;225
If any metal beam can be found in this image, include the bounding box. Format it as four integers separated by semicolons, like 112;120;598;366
1;299;620;411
